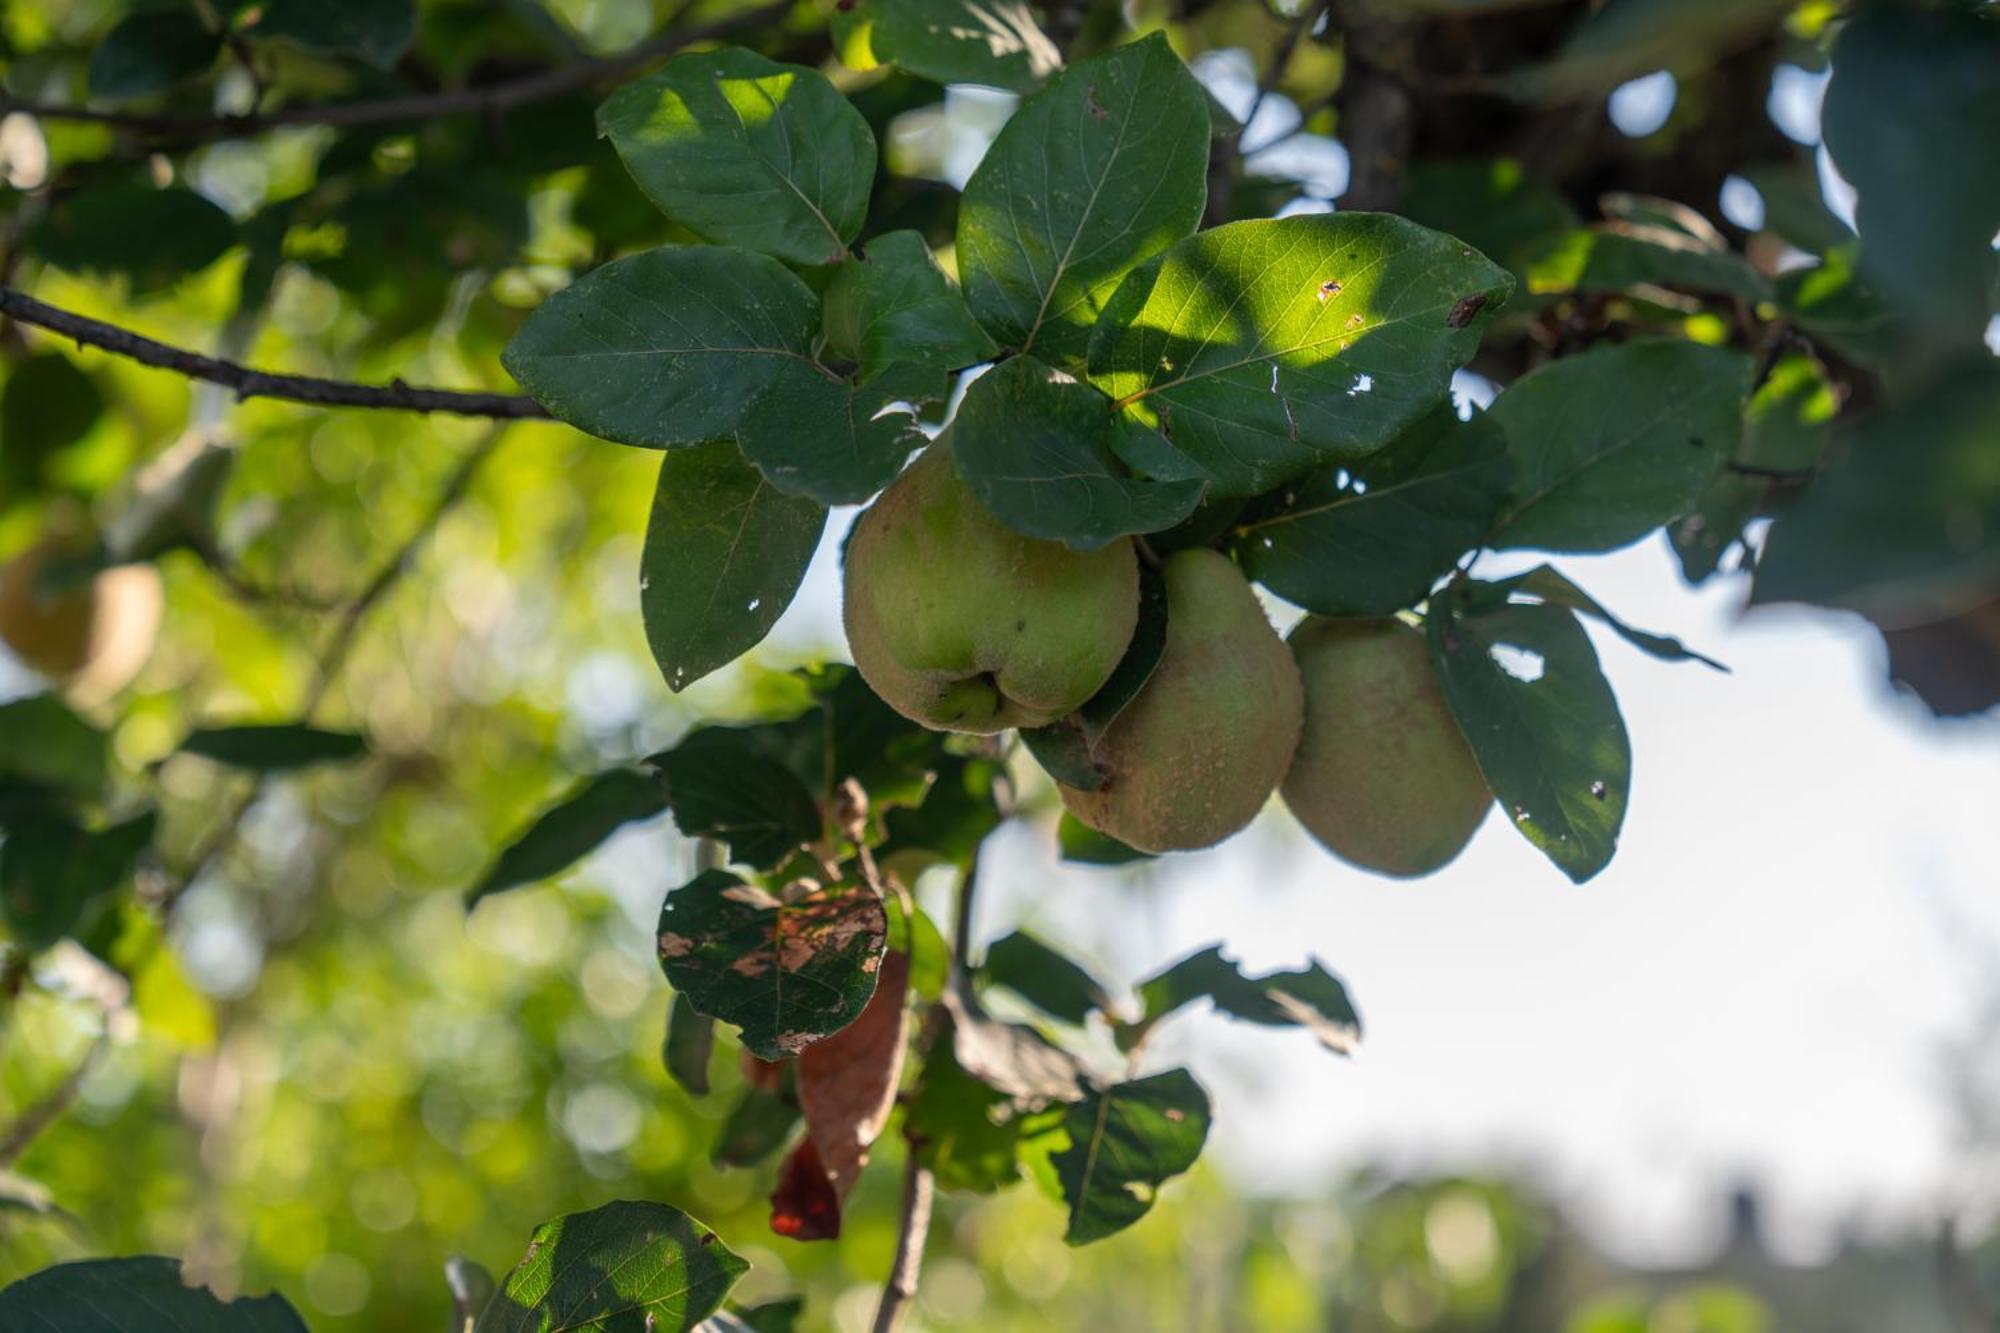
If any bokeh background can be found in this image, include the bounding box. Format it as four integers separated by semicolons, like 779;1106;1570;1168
3;1;1998;1329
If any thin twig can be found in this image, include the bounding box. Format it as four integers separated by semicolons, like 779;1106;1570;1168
1205;0;1329;227
950;856;981;988
0;1036;106;1169
870;1153;937;1333
0;287;547;419
154;429;508;913
0;1;792;144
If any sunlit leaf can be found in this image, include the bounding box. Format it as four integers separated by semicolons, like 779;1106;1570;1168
834;0;1061;93
1053;1068;1210;1245
475;1200;746;1333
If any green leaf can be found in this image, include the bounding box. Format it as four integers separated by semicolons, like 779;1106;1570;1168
246;0;416;70
0;694;107;799
1487;339;1752;554
1073;558;1169;749
1053;1068;1211;1245
733;1298;806;1333
178;724;367;772
665;995;716;1096
1504;567;1725;670
1237;404;1511;616
982;931;1107;1025
656;870;889;1060
88;6;220;99
1754;361;2000;616
475;1200;746;1333
1;353;104;480
1427;581;1630;884
834;0;1061;93
1;812;156;952
641;443;828;691
957;33;1210;368
907;1039;1049;1194
1774;246;1904;371
1131;946;1361;1055
878;753;1005;869
1735;165;1855;258
446;1257;498;1332
713;1082;801;1168
1088;214;1513;498
654;728;823;869
32;184;235;291
598;48;876;266
948;356;1203;548
1526;225;1770;303
1056;813;1150;866
502;247;821;450
469;769;668;906
1398;159;1576;285
0;1257;306;1331
736;362;944;505
823;231;998;380
1822;7;2000;346
1518;0;1791;98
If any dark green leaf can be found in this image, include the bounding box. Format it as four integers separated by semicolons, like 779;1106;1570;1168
878;754;1004;869
957;33;1210;368
835;0;1061;93
1774;246;1904;370
1053;1068;1211;1245
1238;404;1511;616
1527;225;1770;302
88;7;221;98
1;811;156;952
469;769;667;906
734;1298;805;1333
598;48;876;266
446;1256;498;1332
1070;557;1168;749
1019;720;1104;791
178;724;367;772
823;230;998;380
1;353;104;480
1519;0;1791;98
474;1200;746;1333
1398;159;1576;285
1754;362;2000;616
641;443;828;692
1488;340;1752;553
1736;165;1855;258
656;869;888;1060
1822;7;2000;347
1132;946;1361;1055
502;247;821;449
736;362;944;505
32;184;235;290
1089;214;1513;498
907;1039;1042;1194
0;1257;306;1331
713;1082;801;1168
1506;567;1724;670
0;694;107;798
1427;582;1631;884
245;0;415;70
654;728;823;869
982;931;1106;1025
1056;813;1150;866
665;995;716;1096
948;356;1202;548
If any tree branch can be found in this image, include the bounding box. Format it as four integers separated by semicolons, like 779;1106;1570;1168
0;1036;106;1169
1205;0;1330;227
871;1153;937;1333
1334;3;1418;213
0;287;548;419
0;1;792;144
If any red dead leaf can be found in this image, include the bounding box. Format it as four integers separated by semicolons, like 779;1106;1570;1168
770;1137;842;1241
798;950;912;1199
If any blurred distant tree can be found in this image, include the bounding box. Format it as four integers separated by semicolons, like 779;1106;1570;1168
0;0;1995;1328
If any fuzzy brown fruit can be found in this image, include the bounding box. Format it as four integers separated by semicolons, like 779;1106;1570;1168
0;534;162;707
1281;615;1492;877
1058;549;1302;853
842;444;1139;734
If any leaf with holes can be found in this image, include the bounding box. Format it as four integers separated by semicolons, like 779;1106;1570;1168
982;931;1109;1025
474;1200;746;1333
737;362;945;505
1088;214;1512;498
1053;1068;1211;1245
1130;946;1360;1055
178;724;367;773
1427;581;1631;884
823;231;998;380
957;34;1210;368
949;356;1202;548
468;768;668;906
0;1257;307;1332
1237;403;1511;616
1487;340;1752;554
599;48;876;266
642;443;828;693
834;0;1061;93
503;247;821;449
657;870;889;1060
654;728;823;868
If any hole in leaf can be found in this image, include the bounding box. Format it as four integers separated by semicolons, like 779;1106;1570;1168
1489;644;1546;683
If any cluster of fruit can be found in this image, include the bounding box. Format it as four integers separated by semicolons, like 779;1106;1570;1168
842;444;1495;877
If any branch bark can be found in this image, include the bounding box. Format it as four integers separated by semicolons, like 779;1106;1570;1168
0;1;792;144
870;1153;937;1333
0;287;548;419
